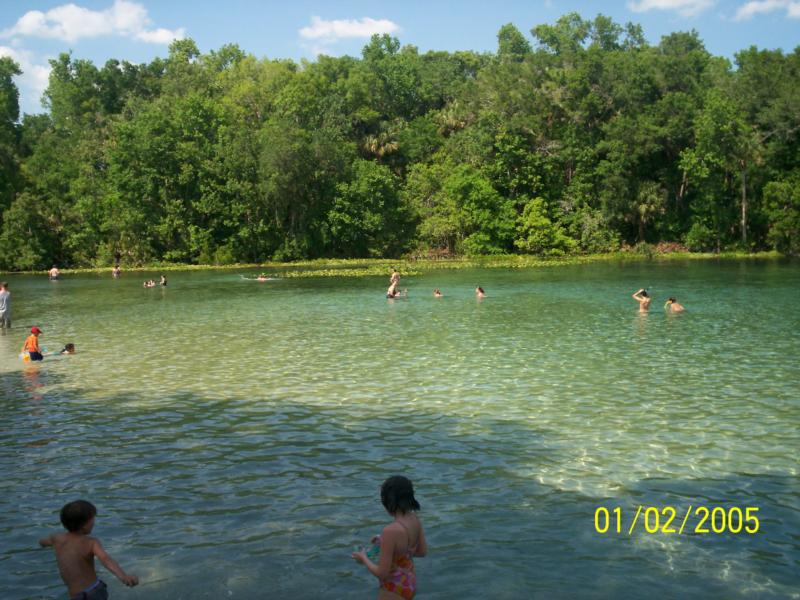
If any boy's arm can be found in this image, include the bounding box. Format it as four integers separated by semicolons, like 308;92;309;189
38;534;54;547
92;539;138;587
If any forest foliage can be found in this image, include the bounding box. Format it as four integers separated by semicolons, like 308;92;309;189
0;13;799;269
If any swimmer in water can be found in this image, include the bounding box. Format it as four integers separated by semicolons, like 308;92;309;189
632;288;651;312
475;286;486;299
387;289;408;299
433;289;443;297
387;268;400;297
664;297;685;312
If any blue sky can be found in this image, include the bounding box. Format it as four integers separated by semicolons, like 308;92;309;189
2;0;798;115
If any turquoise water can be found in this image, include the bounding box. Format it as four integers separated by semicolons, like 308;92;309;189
1;260;798;599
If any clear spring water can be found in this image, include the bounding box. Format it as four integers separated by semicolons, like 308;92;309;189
1;260;798;599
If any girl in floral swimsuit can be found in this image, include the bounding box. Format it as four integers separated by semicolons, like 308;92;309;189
352;476;428;600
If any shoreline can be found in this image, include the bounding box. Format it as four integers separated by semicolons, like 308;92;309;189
1;251;785;278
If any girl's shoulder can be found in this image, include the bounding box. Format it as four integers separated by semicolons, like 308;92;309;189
384;514;422;538
383;521;404;535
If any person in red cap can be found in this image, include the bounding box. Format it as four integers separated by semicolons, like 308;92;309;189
22;326;44;361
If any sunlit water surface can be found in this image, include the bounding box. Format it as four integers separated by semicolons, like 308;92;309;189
1;260;798;599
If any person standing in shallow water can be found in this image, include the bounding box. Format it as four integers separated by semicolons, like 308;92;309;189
387;268;400;297
352;476;427;600
0;282;11;329
49;265;60;280
632;288;651;312
39;499;138;599
22;326;44;361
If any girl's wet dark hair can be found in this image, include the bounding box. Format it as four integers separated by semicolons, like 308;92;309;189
381;475;421;514
60;500;97;532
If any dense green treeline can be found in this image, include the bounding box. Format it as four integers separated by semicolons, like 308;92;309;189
0;13;798;269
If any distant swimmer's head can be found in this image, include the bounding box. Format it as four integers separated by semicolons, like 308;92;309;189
62;343;76;354
60;499;96;532
641;290;649;297
381;475;421;515
668;297;676;303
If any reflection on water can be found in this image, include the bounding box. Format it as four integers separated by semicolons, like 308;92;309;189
1;261;799;599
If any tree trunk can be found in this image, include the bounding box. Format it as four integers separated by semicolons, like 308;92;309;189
678;171;687;201
741;166;747;246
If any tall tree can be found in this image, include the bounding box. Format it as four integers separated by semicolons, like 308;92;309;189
0;57;21;219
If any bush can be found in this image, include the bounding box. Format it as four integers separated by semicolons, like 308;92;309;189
684;221;716;252
514;197;577;255
0;193;54;270
654;242;689;254
563;206;619;253
633;242;655;258
213;244;236;265
460;232;505;255
764;179;800;255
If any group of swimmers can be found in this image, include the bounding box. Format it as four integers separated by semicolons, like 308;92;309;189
389;270;685;312
142;275;167;288
49;264;164;287
632;288;686;313
387;269;487;300
40;475;425;600
241;273;274;281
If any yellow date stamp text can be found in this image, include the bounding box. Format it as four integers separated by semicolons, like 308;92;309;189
594;506;760;535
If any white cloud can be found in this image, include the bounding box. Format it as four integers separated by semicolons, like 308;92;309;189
734;0;800;19
627;0;716;17
1;0;184;44
299;16;399;42
299;16;400;57
135;27;186;44
0;46;51;113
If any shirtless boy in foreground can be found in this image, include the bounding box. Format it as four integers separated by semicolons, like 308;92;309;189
39;500;138;600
